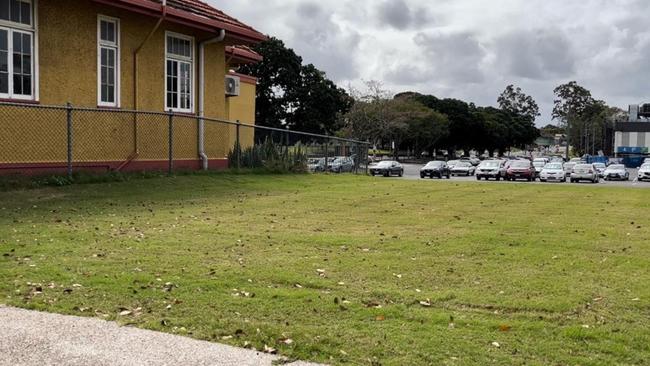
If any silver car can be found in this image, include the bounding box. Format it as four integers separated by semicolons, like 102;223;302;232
570;164;599;183
603;164;629;181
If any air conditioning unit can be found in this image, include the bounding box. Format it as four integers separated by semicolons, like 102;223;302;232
225;75;240;97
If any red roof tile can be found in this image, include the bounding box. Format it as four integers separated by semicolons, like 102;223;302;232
96;0;267;43
226;45;263;64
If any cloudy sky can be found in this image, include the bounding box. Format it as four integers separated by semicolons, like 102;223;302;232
214;0;650;124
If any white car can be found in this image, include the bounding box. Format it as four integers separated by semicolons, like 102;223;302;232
638;163;650;182
603;164;629;181
539;162;566;182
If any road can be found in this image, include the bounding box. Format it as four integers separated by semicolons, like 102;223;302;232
394;164;649;188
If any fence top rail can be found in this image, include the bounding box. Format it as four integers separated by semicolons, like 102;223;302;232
0;101;370;146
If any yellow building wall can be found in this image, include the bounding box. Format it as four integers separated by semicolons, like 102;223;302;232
226;80;257;151
0;0;247;168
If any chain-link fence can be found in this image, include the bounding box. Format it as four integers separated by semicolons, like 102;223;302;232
0;102;369;177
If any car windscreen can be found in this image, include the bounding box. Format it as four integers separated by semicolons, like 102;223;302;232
426;162;443;168
594;163;605;168
480;161;499;168
608;165;625;170
376;161;393;168
533;161;545;167
641;164;650;170
511;161;530;168
455;162;471;167
544;163;563;169
574;164;592;170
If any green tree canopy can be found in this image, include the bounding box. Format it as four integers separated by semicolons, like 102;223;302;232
239;37;352;135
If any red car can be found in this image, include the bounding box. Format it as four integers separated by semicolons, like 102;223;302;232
506;160;536;181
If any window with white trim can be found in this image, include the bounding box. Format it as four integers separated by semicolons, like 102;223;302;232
0;0;35;100
97;15;119;107
165;33;193;112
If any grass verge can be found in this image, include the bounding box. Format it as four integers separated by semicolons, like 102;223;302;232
1;174;649;365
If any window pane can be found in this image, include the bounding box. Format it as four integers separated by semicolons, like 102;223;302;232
12;73;20;94
101;48;107;66
107;67;114;86
12;32;20;53
106;22;115;43
22;33;30;55
0;72;7;93
20;0;29;25
22;54;29;74
100;21;107;42
21;73;29;94
108;49;114;66
107;85;114;102
0;0;8;21
12;53;20;73
9;0;18;22
0;51;7;72
0;29;6;51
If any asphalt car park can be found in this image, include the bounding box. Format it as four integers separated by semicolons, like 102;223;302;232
397;163;647;188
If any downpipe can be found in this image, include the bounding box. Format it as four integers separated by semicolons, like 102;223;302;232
198;29;226;170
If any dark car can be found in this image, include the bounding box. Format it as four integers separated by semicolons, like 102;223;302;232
451;161;476;176
476;160;506;181
506;160;536;181
370;161;403;177
420;161;451;179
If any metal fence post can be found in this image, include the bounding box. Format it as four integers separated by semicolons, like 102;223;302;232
324;136;329;173
236;120;241;170
168;110;173;175
66;102;73;179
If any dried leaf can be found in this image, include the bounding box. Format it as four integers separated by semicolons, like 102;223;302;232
419;299;432;307
376;315;385;321
498;324;511;332
263;344;277;354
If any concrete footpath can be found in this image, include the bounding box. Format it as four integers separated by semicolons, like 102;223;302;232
0;306;322;366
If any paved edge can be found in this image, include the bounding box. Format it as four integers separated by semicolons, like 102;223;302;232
0;305;323;366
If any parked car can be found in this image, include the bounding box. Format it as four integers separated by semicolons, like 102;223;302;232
532;158;548;177
420;161;451;179
638;163;650;181
506;160;536;181
539;162;566;182
563;162;577;177
308;158;326;172
451;161;476;176
447;160;460;170
329;156;355;173
468;157;481;166
570;164;599;183
593;163;607;178
476;160;506;181
603;164;629;181
370;161;404;177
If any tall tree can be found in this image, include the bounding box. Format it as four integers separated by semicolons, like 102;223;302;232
552;81;594;158
239;37;352;134
498;85;540;123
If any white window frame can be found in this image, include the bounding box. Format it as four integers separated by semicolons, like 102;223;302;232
97;14;120;107
164;31;194;113
0;0;37;101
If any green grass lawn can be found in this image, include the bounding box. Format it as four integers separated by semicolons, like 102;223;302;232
1;174;649;365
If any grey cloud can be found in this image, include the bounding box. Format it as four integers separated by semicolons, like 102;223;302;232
287;3;361;81
494;29;576;80
412;31;486;83
377;0;434;30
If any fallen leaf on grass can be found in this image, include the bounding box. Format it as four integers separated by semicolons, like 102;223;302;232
119;310;132;316
498;325;512;332
376;315;385;321
419;299;432;307
263;345;277;354
491;341;501;348
278;338;293;345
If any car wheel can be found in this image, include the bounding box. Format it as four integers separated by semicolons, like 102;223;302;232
383;172;389;177
446;174;451;179
496;176;501;181
398;170;403;177
420;174;425;179
476;176;481;181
